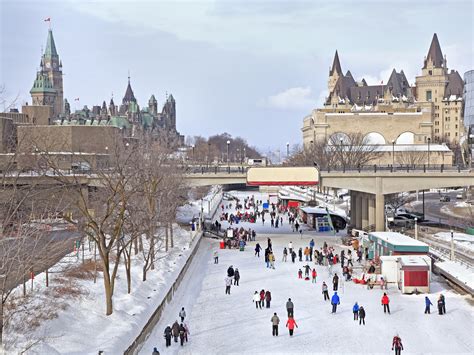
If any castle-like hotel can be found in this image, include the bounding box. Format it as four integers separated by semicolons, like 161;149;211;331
0;28;183;161
302;34;465;157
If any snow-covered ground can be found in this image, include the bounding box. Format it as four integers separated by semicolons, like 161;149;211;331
176;186;222;224
6;225;198;354
435;261;474;292
141;190;473;354
433;231;474;253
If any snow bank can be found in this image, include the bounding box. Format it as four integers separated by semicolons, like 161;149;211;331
433;232;474;253
435;260;474;292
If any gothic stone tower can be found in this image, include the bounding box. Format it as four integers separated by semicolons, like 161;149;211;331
35;29;63;116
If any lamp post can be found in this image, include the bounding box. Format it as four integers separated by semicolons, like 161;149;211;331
414;217;418;240
286;142;290;159
450;229;454;260
243;147;246;164
427;137;431;168
391;139;395;167
207;142;211;169
226;140;230;170
191;144;195;162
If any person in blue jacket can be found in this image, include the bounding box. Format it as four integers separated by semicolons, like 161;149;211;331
424;296;433;314
331;292;340;313
353;302;359;320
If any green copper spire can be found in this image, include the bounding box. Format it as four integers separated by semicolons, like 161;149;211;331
44;29;58;58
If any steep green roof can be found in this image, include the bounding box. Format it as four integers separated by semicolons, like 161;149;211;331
44;29;58;58
30;72;56;94
108;116;131;129
141;113;153;129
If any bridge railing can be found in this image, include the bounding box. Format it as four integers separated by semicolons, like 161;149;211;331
322;164;471;174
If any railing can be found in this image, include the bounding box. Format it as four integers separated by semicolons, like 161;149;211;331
322;164;471;174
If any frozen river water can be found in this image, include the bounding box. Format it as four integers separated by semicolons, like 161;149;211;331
141;191;473;354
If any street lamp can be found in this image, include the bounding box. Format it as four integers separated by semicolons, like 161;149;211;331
427;137;431;168
391;139;395;167
226;140;230;170
450;229;454;260
414;217;418;240
207;142;211;169
243;147;246;163
286;142;290;159
191;144;195;162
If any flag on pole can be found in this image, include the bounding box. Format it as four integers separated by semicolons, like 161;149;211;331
44;17;51;22
325;207;336;235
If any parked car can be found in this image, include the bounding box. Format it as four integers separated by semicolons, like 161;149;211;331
440;195;451;202
456;193;464;200
388;216;415;228
397;213;424;222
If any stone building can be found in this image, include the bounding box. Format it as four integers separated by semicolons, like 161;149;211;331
302;34;465;157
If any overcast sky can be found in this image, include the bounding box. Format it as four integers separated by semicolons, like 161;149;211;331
1;0;473;153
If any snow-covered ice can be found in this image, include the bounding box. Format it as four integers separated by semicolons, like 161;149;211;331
141;190;474;355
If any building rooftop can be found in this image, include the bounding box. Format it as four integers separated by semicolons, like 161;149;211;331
369;232;429;247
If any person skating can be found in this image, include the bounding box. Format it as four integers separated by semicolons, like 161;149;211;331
225;276;232;295
311;268;317;283
304;247;310;261
382;293;390;314
179;323;186;346
183;323;190;343
298;248;303;262
152;347;160;355
352;302;359;320
260;289;265;308
288;241;293;255
255;243;261;257
437;295;445;315
309;239;315;262
286;316;298;336
295;221;300;232
234;268;240;286
172;321;180;343
253;291;262;309
214;250;219;264
392;334;404;355
333;273;339;291
227;265;235;278
269;252;276;269
440;294;446;314
424;296;433;314
179;307;186;322
298;269;303;279
282;247;288;262
286;298;294;317
267;237;272;251
304;264;311;278
291;250;297;263
322;282;329;301
340;250;345;267
164;325;172;347
331;291;340;313
265;290;272;308
358;306;366;325
271;312;280;336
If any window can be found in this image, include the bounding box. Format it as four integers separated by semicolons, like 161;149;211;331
455;124;458;129
435;121;439;126
455;132;458;137
435;98;437;102
426;90;432;101
429;70;433;75
435;114;439;118
435;129;439;133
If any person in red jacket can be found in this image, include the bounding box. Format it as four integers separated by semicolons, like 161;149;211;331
311;268;317;284
286;316;298;336
260;289;265;308
392;334;403;354
382;293;390;314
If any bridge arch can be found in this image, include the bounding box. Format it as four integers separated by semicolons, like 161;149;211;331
396;131;415;144
363;132;386;145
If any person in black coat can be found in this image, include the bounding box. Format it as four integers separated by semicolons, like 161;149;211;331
227;265;235;278
234;268;240;286
358;306;366;325
333;273;339;291
164;325;172;347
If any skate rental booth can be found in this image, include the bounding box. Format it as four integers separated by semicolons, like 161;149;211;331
368;232;429;258
298;206;347;232
380;255;431;293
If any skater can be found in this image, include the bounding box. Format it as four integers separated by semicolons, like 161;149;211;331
265;290;272;308
304;247;310;261
382;293;390;314
227;265;235;279
164;325;172;347
225;276;232;295
298;269;303;279
358;306;366;325
288;241;293;255
255;243;262;257
179;307;186;322
311;268;317;283
298;248;303;262
265;248;270;268
179;323;186;346
333;273;339;291
152;347;160;355
291;250;297;263
309;239;315;262
267;237;272;251
322;282;329;301
286;316;298;336
440;294;446;314
392;334;404;355
172;321;180;343
295;221;300;232
304;264;311;278
214;250;219;264
331;291;340;313
260;289;266;308
269;252;275;269
282;247;288;262
183;323;190;343
253;291;262;309
271;313;280;336
424;296;433;314
234;268;240;286
353;302;359;320
286;298;294;317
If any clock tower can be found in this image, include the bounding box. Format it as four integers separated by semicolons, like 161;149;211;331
31;29;64;116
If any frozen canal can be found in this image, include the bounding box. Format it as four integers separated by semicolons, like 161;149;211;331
141;191;473;354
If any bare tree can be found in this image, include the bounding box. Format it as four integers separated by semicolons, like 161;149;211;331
396;150;428;167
